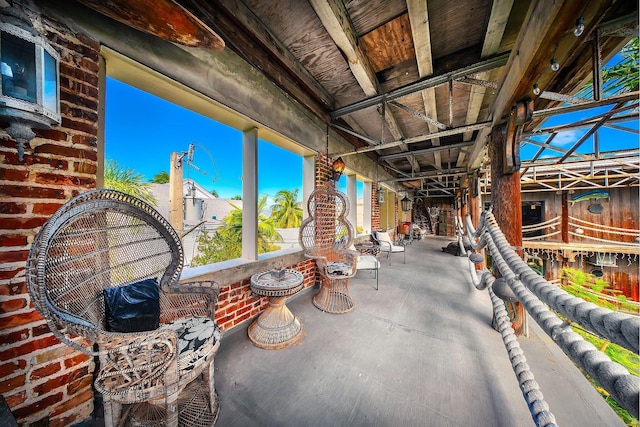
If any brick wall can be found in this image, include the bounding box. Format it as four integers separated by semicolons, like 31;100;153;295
214;259;316;331
0;6;99;426
371;184;380;231
315;152;332;186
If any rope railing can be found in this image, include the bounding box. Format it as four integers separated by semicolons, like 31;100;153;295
522;216;561;231
464;211;640;420
489;281;558;427
463;214;557;426
569;216;640;236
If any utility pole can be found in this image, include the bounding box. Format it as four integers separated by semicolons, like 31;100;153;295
169;152;184;233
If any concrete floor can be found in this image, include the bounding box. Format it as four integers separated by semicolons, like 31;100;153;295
213;235;625;427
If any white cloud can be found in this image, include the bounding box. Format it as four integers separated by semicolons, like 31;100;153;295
552;129;588;146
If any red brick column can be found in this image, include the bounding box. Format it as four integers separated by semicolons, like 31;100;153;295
371;184;380;231
0;7;99;426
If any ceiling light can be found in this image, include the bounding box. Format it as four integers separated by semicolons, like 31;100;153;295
550;57;560;72
532;83;541;96
573;17;585;37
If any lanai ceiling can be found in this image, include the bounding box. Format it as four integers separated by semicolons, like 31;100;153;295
77;0;639;198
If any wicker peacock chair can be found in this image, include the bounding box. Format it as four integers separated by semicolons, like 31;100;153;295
26;189;221;427
299;181;358;313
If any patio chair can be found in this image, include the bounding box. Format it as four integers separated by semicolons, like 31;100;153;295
26;189;221;427
299;182;358;313
350;244;381;290
372;230;406;265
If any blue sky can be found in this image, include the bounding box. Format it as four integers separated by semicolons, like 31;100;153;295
105;77;305;200
521;104;639;160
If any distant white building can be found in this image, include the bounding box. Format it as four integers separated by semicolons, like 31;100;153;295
149;179;243;266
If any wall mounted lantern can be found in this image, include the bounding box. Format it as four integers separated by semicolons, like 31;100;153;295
400;194;412;212
377;186;385;205
331;156;345;181
0;6;61;161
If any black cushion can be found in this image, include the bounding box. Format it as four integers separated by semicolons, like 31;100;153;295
104;278;160;333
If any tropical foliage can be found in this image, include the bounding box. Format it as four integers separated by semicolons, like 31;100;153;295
151;170;170;184
559;267;639;426
577;37;639;98
104;160;156;205
270;189;303;228
190;196;282;265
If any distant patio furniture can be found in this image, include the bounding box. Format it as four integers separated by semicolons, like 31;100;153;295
353;243;381;290
248;268;304;349
26;189;221;427
299;182;358;313
373;230;406;265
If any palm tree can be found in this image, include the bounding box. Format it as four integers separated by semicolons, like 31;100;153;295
151;170;170;184
104;159;156;205
191;196;282;265
577;37;639;98
270;189;303;228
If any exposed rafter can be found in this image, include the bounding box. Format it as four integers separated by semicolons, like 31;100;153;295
309;0;405;145
333;121;491;157
330;53;510;119
408;0;442;170
467;0;566;170
458;0;513;168
379;141;474;161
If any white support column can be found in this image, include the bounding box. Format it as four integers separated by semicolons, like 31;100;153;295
346;174;357;234
242;127;258;260
302;155;315;219
363;181;372;234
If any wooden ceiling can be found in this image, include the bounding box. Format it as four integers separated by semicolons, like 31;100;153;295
80;0;639;198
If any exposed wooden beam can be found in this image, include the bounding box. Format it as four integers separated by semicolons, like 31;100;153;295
379;141;474;161
333;121;491;156
389;100;447;130
310;0;405;143
539;91;587;104
408;0;442;169
461;0;513;168
79;0;225;50
330;53;509;119
309;0;377;95
532;91;639;118
389;168;467;182
181;0;332;119
467;0;565;169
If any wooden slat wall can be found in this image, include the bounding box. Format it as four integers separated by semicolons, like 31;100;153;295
521;188;639;300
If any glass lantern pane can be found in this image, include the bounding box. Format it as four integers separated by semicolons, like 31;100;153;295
43;49;57;113
1;32;36;103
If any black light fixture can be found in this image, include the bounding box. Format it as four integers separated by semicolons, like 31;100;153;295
0;5;61;161
400;193;412;212
331;156;345;181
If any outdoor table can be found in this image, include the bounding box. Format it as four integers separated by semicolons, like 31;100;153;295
355;242;380;256
248;269;304;349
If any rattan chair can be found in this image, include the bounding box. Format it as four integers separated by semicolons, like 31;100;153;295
26;189;221;427
299;182;358;313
